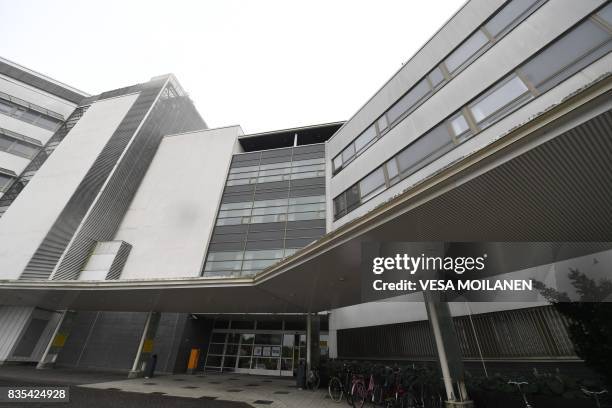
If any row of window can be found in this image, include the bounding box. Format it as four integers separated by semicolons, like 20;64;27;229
0;96;62;131
334;8;612;220
332;0;548;175
216;195;326;226
0;132;40;159
228;158;324;183
204;248;300;277
0;173;12;192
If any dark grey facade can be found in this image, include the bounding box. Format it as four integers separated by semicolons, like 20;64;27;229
203;142;328;278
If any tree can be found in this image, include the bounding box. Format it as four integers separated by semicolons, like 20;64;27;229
534;269;612;386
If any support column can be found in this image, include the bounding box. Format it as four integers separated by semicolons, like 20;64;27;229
424;291;473;407
305;313;311;371
128;311;161;379
305;313;321;371
37;310;76;369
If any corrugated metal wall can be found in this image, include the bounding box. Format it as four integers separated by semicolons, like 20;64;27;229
337;305;576;360
0;306;32;361
55;311;189;373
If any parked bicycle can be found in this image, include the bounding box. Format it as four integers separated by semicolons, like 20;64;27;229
581;387;608;408
305;367;321;390
328;363;355;405
508;380;533;408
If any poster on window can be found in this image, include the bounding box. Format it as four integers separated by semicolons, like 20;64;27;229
253;346;262;356
262;346;271;357
271;346;280;357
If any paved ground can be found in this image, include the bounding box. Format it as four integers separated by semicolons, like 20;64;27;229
0;366;248;408
83;372;337;408
0;366;335;408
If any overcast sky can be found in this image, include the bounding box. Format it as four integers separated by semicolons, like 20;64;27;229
1;0;465;134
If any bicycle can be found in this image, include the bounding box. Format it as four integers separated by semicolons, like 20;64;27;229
305;367;321;390
328;363;355;405
508;380;533;408
581;387;608;408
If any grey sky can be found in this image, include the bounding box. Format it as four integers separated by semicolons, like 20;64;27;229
0;0;465;134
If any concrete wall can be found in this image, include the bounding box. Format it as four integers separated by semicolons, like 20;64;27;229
114;126;242;279
0;93;139;279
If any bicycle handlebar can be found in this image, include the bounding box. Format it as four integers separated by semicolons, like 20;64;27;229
581;387;608;396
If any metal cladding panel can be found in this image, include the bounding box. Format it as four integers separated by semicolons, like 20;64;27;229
0;60;85;104
105;241;132;280
19;82;164;280
53;94;206;280
0;307;32;361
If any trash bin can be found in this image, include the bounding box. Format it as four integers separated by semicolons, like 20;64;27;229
145;354;157;379
296;360;306;389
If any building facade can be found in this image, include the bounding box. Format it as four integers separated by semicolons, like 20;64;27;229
0;57;88;216
0;0;611;382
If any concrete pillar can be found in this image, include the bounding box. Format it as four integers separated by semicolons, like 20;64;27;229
305;313;321;371
424;291;473;407
128;311;161;378
37;310;76;369
306;313;311;371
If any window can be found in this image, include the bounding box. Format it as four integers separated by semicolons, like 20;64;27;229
0;174;12;191
428;67;445;88
449;113;470;136
377;115;388;133
251;206;287;216
253;198;288;208
341;143;355;162
333;194;347;218
345;185;361;212
598;3;612;26
387;79;430;124
397;124;453;175
243;249;284;260
333;155;343;171
444;30;488;74
354;125;377;152
242;259;278;270
204;260;243;271
485;0;542;38
287;211;324;221
359;168;386;200
221;201;252;210
219;208;251;218
386;159;399;181
520;20;611;92
288;202;325;213
207;252;244;262
469;74;529;124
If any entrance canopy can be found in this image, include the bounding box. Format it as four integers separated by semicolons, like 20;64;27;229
1;90;611;314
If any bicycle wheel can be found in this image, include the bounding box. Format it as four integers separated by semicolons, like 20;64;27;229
312;374;321;390
328;377;344;402
352;382;367;408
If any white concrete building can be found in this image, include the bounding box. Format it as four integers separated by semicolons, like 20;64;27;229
0;1;610;403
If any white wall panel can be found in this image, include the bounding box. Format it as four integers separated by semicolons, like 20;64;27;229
115;126;242;279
